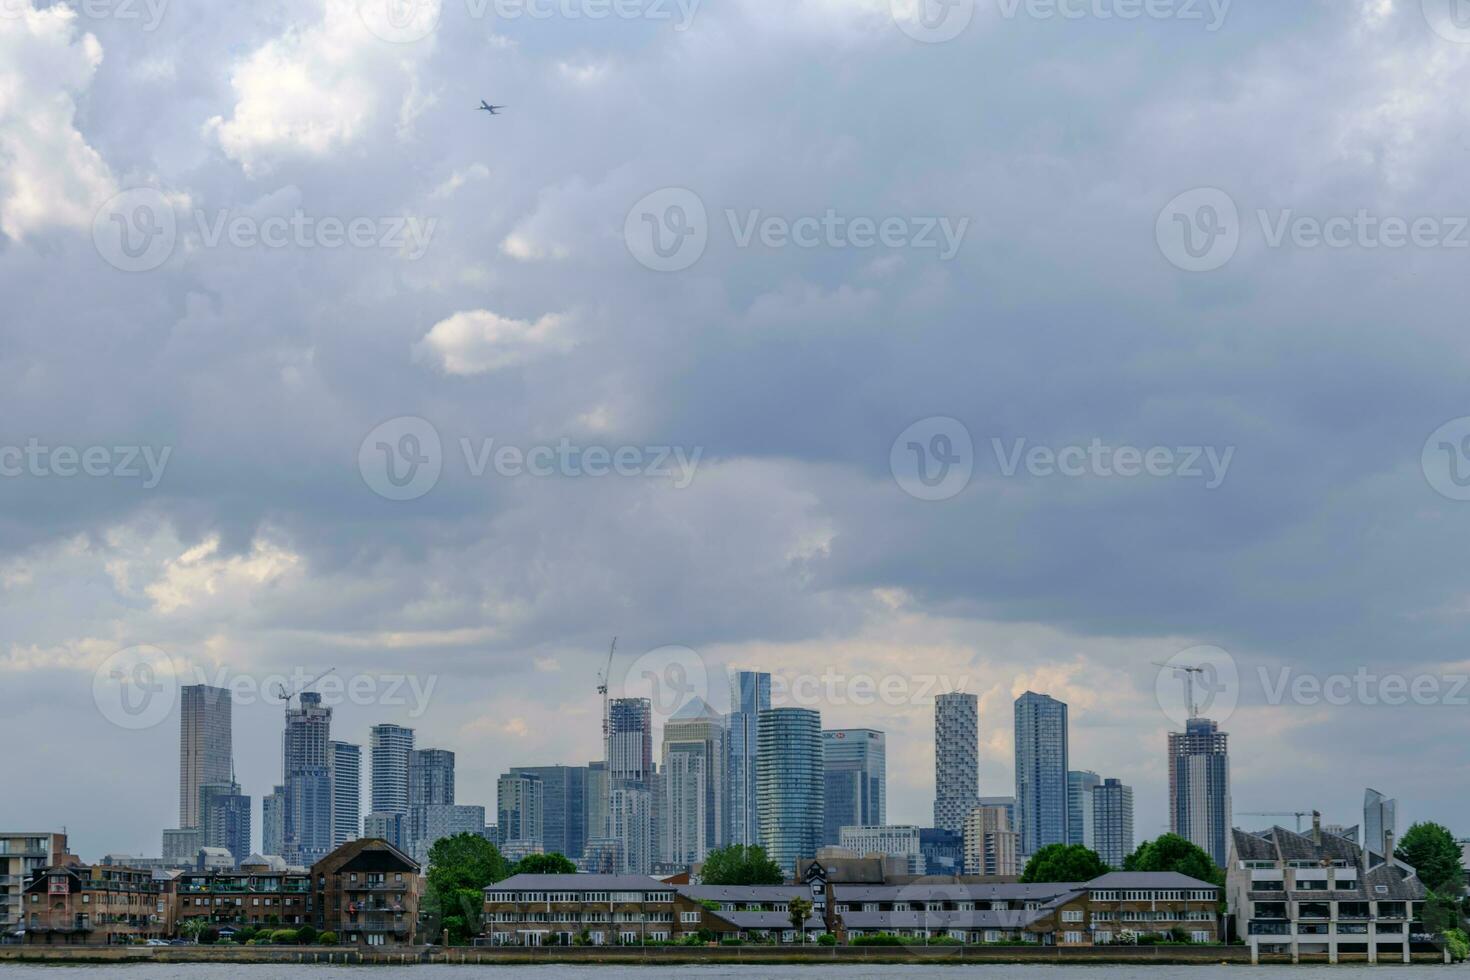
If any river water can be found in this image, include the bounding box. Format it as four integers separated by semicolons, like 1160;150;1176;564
0;966;1452;978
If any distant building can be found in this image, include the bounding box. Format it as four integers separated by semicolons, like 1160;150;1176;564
661;698;726;867
1168;716;1231;867
500;839;545;863
1363;788;1397;860
411;805;488;866
363;811;406;851
161;827;201;867
261;785;287;858
823;729;886;847
584;761;609;854
963;805;1019;876
1091;778;1134;868
283;692;333;866
329;741;361;849
837;825;925;875
407;748;456;855
369;723;415;820
609;785;656;875
607;698;653;786
1014;692;1069;857
179;684;233;831
919;827;965;876
933;693;979;833
757;707;824;876
509;765;588;862
727;669;771;848
1067;770;1100;848
497;771;544;849
198;780;251;866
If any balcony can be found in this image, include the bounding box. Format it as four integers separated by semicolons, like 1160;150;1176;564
1249;922;1292;936
345;880;405;891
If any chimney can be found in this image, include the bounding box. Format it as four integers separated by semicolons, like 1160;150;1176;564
1311;810;1322;846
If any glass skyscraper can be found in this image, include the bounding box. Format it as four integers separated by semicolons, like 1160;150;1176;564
370;724;415;817
756;707;823;875
510;765;589;861
822;728;886;846
282;691;333;865
328;740;361;848
1067;769;1100;847
1091;777;1134;868
933;692;979;833
727;670;771;847
1168;716;1230;867
179;684;233;830
1014;691;1069;857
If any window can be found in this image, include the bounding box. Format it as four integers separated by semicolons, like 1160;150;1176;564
1192;931;1210;943
1062;910;1083;922
1064;931;1083;944
680;911;700;923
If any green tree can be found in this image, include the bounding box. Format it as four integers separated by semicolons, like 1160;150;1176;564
1396;822;1464;895
700;845;784;885
512;852;578;876
1020;843;1110;883
179;918;208;943
1123;834;1224;887
424;833;512;945
787;896;814;942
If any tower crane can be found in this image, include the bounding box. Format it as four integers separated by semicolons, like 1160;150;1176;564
275;667;335;706
597;637;617;753
1153;661;1208;719
1239;810;1317;833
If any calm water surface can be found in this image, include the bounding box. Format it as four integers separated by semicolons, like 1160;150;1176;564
0;967;1453;978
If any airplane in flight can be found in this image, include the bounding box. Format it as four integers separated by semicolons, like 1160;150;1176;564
477;101;506;115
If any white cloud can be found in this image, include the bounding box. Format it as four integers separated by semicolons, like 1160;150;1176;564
0;1;114;241
414;309;574;375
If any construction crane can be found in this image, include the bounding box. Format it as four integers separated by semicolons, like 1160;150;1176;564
597;637;617;753
1239;810;1317;833
1153;661;1208;718
275;667;335;706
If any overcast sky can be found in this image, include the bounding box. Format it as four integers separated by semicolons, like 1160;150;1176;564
4;0;1470;859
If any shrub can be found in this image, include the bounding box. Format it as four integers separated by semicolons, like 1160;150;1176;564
296;924;318;944
270;929;300;945
1446;928;1469;963
852;933;904;946
317;931;339;946
817;933;837;946
199;928;220;946
719;938;744;946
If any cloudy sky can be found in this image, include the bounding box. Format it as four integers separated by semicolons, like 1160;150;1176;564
4;0;1470;859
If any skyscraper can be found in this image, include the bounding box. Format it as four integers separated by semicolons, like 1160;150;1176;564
727;669;770;848
606;698;653;786
370;724;415;816
1067;770;1101;847
822;729;886;846
282;691;333;865
1364;788;1397;860
497;771;544;846
584;761;609;852
1014;692;1069;857
1168;716;1231;868
660;697;726;867
757;707;823;876
328;741;361;849
261;785;286;858
179;685;233;830
1091;777;1134;868
608;785;655;875
962;804;1018;876
409;749;456;806
198;780;251;866
510;766;589;861
933;692;979;833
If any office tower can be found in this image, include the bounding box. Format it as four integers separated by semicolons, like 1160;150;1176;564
962;804;1019;876
328;741;361;849
661;698;726;867
411;805;487;866
1091;777;1134;868
837;825;925;874
822;729;886;846
497;771;545;846
261;785;286;857
919;827;964;875
607;698;653;785
933;692;979;833
1014;692;1069;857
584;761;609;850
409;749;456;806
1067;770;1101;847
608;785;655;874
370;724;415;816
978;795;1017;832
756;707;824;876
510;766;588;861
363;811;405;850
727;669;771;848
282;691;333;865
1168;716;1231;868
198;780;251;867
161;827;201;866
179;684;233;830
1364;788;1397;860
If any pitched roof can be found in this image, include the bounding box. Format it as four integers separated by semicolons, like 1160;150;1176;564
1084;871;1219;890
486;874;671;892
